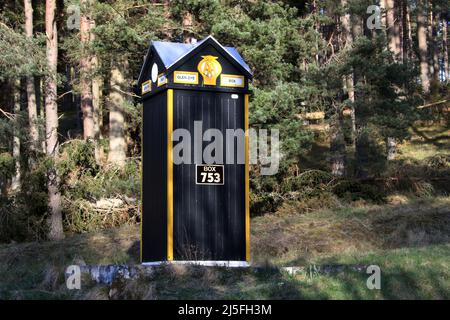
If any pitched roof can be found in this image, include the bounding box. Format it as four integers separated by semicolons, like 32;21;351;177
138;35;252;84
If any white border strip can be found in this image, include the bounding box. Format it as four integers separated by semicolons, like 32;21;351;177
142;260;250;267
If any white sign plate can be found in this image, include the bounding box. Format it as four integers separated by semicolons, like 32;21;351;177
220;74;245;88
174;71;198;85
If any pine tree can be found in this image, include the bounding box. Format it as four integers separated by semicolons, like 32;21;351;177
24;0;39;161
80;0;95;141
90;17;102;162
386;0;402;60
11;79;21;192
418;0;431;93
45;0;64;240
341;0;356;148
107;58;127;167
443;10;449;82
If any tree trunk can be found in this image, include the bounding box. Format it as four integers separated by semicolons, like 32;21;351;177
386;0;401;60
443;13;449;82
24;0;39;160
386;137;397;160
350;15;369;178
330;110;346;177
427;3;435;80
163;0;172;39
92;56;103;162
380;0;387;30
11;79;21;192
418;0;430;94
182;11;194;43
107;59;128;167
395;1;402;59
90;18;102;163
45;0;64;240
432;11;440;81
80;0;94;140
401;0;409;62
351;13;363;42
340;0;356;146
92;72;102;141
355;131;370;179
385;0;401;160
40;78;46;153
405;0;413;60
313;0;320;65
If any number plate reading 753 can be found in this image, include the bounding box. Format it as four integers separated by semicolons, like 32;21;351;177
195;164;224;185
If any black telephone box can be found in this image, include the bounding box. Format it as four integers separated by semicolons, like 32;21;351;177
138;36;253;266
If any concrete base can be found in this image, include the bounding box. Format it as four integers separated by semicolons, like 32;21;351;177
141;260;250;267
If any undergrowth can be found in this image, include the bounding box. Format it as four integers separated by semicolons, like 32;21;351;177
0;140;141;242
1;130;449;242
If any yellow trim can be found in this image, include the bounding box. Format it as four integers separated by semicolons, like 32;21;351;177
140;104;144;263
220;74;245;88
141;80;151;94
244;94;250;262
167;89;174;261
173;71;199;85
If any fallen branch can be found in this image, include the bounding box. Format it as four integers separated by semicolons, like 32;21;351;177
57;90;73;100
113;87;141;98
417;100;448;109
0;107;15;120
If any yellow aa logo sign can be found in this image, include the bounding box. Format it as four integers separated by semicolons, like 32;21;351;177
197;56;222;86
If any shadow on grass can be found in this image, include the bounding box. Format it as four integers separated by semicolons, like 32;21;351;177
126;254;449;299
280;250;450;299
411;125;450;148
1;221;448;299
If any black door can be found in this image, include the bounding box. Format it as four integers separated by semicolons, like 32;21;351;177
173;90;246;261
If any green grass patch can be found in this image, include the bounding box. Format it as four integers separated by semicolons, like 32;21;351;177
0;197;448;299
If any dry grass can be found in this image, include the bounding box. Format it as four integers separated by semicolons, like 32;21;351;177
0;196;449;299
251;197;450;265
399;125;450;161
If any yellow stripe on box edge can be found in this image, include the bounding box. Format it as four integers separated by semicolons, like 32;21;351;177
245;94;250;262
140;104;144;263
167;89;174;261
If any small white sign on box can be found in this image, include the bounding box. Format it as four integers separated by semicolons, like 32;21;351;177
221;74;244;88
141;80;151;94
157;74;167;87
174;71;198;84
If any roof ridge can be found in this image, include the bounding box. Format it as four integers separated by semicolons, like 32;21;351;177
138;35;252;84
